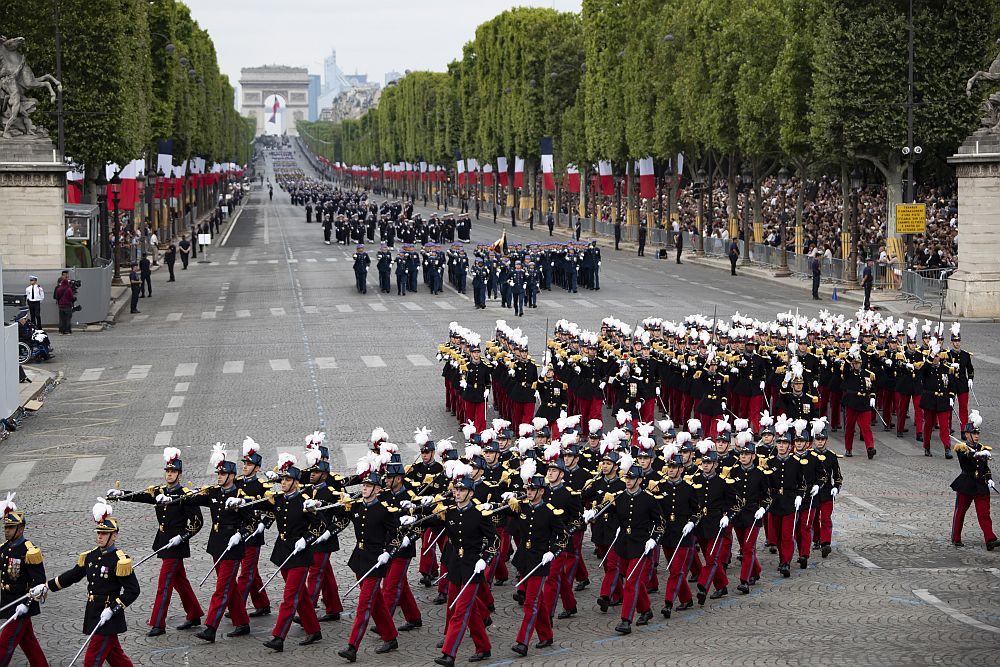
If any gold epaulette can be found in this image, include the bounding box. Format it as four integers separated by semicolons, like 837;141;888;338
77;550;90;567
115;551;133;577
546;503;564;515
24;541;42;565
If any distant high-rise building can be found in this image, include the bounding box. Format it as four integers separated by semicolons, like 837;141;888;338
385;71;402;86
308;74;321;122
344;73;368;87
323;49;352;97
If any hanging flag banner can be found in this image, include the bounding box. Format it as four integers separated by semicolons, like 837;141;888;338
540;137;555;191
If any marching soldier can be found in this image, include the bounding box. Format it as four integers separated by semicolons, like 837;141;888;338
809;418;843;558
918;342;956;458
654;453;698;618
34;500;140;667
841;345;877;459
461;338;492;432
692;450;737;603
377;245;392;294
949;323;975;433
105;447;204;636
235;438;273;617
763;426;805;577
379;457;423;633
0;495;46;666
950;411;997;550
727;434;770;593
301;447;345;623
353;245;370;294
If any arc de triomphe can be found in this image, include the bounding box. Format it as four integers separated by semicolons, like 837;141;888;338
240;65;310;136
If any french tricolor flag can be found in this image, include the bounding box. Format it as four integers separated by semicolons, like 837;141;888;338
598;161;614;196
497;157;509;187
513;156;524;189
639;157;656;199
566;164;580;194
540;137;554;191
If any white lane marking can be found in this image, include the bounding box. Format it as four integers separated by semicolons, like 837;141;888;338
978;354;1000;366
306;258;318;263
841;546;880;569
407;354;432;367
270;307;287;317
246;260;258;265
336;305;354;313
267;259;279;264
63;457;106;485
325;257;337;262
220;207;244;246
161;412;179;427
841;492;885;514
79;368;104;381
165;313;183;322
315;357;338;369
133;314;149;321
167;396;185;409
370;303;387;312
174;382;189;393
401;302;423;311
287;258;299;264
435;302;456;310
126;365;151;380
604;299;630;309
174;363;198;377
236;310;251;318
136;453;164;479
223;361;244;374
303;306;319;314
269;359;292;371
201;311;217;319
0;462;35;490
913;589;1000;634
154;432;173;446
362;355;386;368
572;299;596;308
538;299;563;308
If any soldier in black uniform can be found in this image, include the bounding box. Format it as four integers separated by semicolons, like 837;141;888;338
727;438;770;593
692;451;738;603
842;347;877;458
379;457;423;633
949;323;975;433
0;497;47;666
919;346;956;458
653;453;698;618
353;244;370;294
377;245;392;293
950;413;997;550
105;447;204;636
38;500;140;666
300;448;345;623
394;252;409;296
235;439;273;617
540;459;582;622
808;419;843;559
763;432;805;577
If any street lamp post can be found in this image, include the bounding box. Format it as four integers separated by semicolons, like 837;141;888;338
110;172;124;286
96;170;109;269
846;168;865;288
695;168;706;255
741;165;752;265
774;166;791;277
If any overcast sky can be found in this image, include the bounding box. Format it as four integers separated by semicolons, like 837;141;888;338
183;0;582;95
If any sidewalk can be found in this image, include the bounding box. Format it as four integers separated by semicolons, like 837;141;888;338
105;203;246;325
17;365;55;411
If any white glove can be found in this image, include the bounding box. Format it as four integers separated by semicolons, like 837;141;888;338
973;450;991;459
583;508;596;523
256;522;266;534
783;371;792;385
14;604;28;617
508;368;516;377
869;397;876;408
479;503;494;512
682;521;694;535
167;535;183;548
794;496;803;510
968;380;973;388
302;498;322;510
420;495;435;506
106;488;125;498
830;488;839;498
535;391;541;401
99;608;114;625
264;470;279;482
681;364;688;371
950;398;955;408
293;537;307;553
906;363;914;370
810;484;820;497
400;500;414;509
155;493;171;504
484;389;489;400
225;497;244;509
884;358;892;366
541;551;555;564
29;584;47;599
643;538;656;554
760;381;766;391
619;365;629;378
656;387;661;396
574;365;581;374
731;367;739;374
227;532;242;549
501;492;515;501
599;381;606;389
474;558;487;573
400;536;411;549
813;381;819;388
315;530;331;544
753;507;766;521
719;516;729;529
721;401;727;412
377;552;390;565
460;380;467;389
951;363;960;371
400;515;417;526
988;480;996;491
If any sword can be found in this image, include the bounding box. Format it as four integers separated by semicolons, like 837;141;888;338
708;521;726;558
67;610;117;667
0;592;32;616
259;536;320;593
970;385;981;407
200;525;264;587
422;528;446;556
598;528;621;569
515;551;560;588
662;529;692;573
743;516;761;550
0;604;26;633
342;550;396;600
135;535;190;568
626;530;659;580
449;558;491;610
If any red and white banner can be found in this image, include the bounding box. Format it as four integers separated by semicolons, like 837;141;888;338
456;159;465;186
566;164;580;194
540;137;554;191
483;163;494;187
639;157;655;199
467;158;478;186
513;156;524;189
598;161;614;196
67;167;84;204
497;157;509;187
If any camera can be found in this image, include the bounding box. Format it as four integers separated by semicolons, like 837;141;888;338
69;279;81;290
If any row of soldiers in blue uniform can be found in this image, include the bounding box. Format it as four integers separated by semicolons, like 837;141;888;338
354;244;458;296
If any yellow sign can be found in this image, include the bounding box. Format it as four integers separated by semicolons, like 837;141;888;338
895;203;926;234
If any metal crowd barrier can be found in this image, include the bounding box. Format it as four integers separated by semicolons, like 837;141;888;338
900;269;948;305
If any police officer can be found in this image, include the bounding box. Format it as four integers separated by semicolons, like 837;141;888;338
377;245;392;294
395;251;409;296
0;496;46;666
353;245;370;294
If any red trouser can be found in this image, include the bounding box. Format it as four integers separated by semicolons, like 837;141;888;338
418;528;440;576
923;409;952;452
205;559;249;629
619;556;652;621
237;546;271;610
953;392;970;433
678;393;693;422
467;401;486;432
896;392;922;434
769;513;796;565
952;493;996;544
445;378;452;412
83;634;132;667
795;505;816;559
578;398;603;434
307;552;343;614
570;532;589;583
272;566;319;640
844;407;874;453
515;575;552;645
879;388;895;426
638;398;655;424
149;557;203;629
542;552;576;615
663;545;694;605
813;500;834;545
383;558;420;622
597;545;623;601
734;524;762;583
828;391;843;428
493;527;511;582
347;576;396;648
696;533;730;592
512;401;534;428
0;615;46;667
442;582;490;657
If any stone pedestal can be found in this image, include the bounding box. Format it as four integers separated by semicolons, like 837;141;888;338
947;134;1000;317
0;137;68;270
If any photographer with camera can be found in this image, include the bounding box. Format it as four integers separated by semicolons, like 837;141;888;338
55;272;77;335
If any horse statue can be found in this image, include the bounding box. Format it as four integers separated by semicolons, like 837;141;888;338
966;39;1000;134
0;35;62;138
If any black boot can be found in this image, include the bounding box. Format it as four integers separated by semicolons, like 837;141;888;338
397;618;422;631
798;556;809;569
511;642;528;656
248;606;271;618
374;638;398;654
737;582;750;594
337;645;357;662
866;448;876;460
821;545;832;558
988;538;999;551
176;618;201;630
597;596;609;613
433;592;448;605
318;612;341;622
556;607;577;619
614;619;632;634
675;600;694;611
696;586;707;606
574;578;590;592
709;587;728;600
434;655;455;667
147;627;165;637
194;626;216;643
263;637;284;652
661;602;672;618
469;651;492;662
535;639;553;648
779;563;791;578
299;632;322;646
945;448;953;460
226;625;251;637
636;610;653;626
